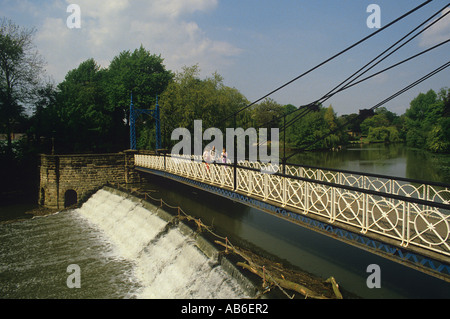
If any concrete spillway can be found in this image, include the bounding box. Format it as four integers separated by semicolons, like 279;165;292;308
76;187;257;298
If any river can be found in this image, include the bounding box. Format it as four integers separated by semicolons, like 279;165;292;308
1;143;449;299
287;143;450;183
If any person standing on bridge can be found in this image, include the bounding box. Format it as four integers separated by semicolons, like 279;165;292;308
210;146;216;162
203;147;211;171
221;148;227;164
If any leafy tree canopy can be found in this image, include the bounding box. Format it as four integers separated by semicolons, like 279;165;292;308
160;65;249;149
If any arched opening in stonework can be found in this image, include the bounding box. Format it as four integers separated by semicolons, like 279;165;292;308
64;189;78;208
40;188;45;206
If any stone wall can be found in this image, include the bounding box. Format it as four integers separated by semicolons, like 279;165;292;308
39;150;140;209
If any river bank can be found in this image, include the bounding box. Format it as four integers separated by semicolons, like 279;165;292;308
0;203;59;224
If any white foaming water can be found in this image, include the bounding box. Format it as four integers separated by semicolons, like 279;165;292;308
77;189;248;299
78;190;167;259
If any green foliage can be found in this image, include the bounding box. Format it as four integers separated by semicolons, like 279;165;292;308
426;118;450;153
404;88;450;153
160;65;249;149
56;58;111;152
0;18;44;156
324;105;338;131
103;46;172;151
359;107;400;143
360;114;390;135
367;126;401;143
30;46;173;153
251;98;284;129
285;104;345;150
105;45;173;112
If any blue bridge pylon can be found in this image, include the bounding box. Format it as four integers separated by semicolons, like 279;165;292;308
129;93;161;151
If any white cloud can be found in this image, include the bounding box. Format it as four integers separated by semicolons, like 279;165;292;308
147;0;218;19
32;0;240;82
419;7;450;47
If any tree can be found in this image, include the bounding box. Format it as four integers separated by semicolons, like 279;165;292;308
0;17;44;157
324;105;338;131
28;81;59;152
426;122;450;153
339;113;362;137
160;65;249;150
104;45;173;150
251;98;284;142
105;45;173;117
56;58;111;153
360;113;390;136
47;46;173;153
367;126;401;143
375;107;399;124
251;98;284;128
404;88;450;153
405;89;439;123
284;104;347;151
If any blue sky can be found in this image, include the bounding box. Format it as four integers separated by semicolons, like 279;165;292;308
1;0;449;116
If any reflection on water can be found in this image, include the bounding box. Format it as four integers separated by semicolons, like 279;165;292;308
287;143;450;183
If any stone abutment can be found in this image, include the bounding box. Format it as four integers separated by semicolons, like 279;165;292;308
39;150;140;209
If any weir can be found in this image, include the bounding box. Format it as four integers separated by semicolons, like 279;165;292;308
77;186;257;298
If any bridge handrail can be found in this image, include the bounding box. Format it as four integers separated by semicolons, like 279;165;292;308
284;161;450;189
145;153;450;203
237;159;450;204
134;153;450;258
234;163;450;211
286;163;450;206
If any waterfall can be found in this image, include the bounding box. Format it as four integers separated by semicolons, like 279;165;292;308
77;188;250;299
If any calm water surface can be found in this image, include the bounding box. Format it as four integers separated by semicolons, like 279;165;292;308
287;143;450;183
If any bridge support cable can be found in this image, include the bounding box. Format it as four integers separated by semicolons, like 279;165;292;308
237;33;450;153
278;37;450;135
234;3;448;156
317;2;450;106
276;39;450;142
326;38;450;97
254;35;449;155
220;0;433;124
285;60;450;160
273;3;450;135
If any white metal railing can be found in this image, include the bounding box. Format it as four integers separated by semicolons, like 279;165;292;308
135;154;450;258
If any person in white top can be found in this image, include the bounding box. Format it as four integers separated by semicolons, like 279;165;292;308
203;147;211;171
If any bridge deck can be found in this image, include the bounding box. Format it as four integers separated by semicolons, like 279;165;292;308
134;154;450;280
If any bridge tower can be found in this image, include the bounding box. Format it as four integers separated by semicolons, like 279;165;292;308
129;93;161;150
